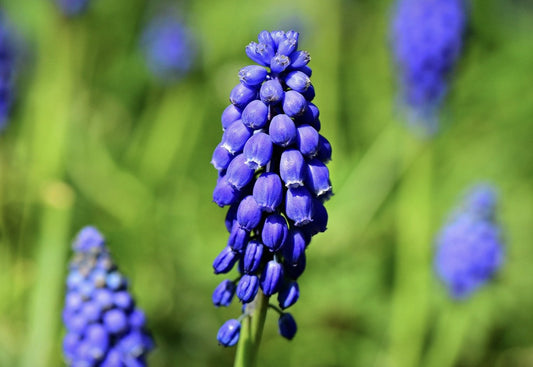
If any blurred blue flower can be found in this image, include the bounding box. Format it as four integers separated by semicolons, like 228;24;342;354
390;0;467;136
141;15;195;82
63;226;154;365
435;184;504;299
0;11;16;131
55;0;90;17
211;30;333;346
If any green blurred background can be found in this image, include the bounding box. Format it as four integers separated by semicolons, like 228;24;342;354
1;0;532;366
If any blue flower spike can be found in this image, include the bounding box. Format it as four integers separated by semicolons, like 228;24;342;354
390;0;467;136
435;184;504;299
0;12;16;131
211;30;332;347
63;227;154;366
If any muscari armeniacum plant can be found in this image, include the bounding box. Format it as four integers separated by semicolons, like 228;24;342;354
141;14;195;83
435;184;504;300
62;227;154;366
390;0;467;136
0;11;16;131
211;30;332;358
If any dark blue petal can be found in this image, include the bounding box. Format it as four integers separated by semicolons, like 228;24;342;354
230;83;258;109
285;71;311;93
260;79;284;104
242;100;269;129
221;120;252;154
260;260;283;296
302;83;315;101
213;246;239;274
213;279;236;307
278;281;299;309
282;90;307;117
286;187;313;226
280;149;306;188
236;195;263;231
238;65;268;87
269;114;297;147
225;203;239;232
296;124;319;158
283;229;308;266
278;313;297;340
237;274;260;303
221;104;242;130
305;158;332;198
261;214;289;252
226;154;254;190
243;240;264;274
253;172;283;212
227;223;250;252
243;132;273;170
316;135;332;163
258;30;276;50
217;319;241;347
284;253;306;279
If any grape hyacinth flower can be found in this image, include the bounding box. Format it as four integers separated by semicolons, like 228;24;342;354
211;30;332;350
62;227;154;366
55;0;90;17
141;14;195;82
434;184;504;300
0;12;16;131
390;0;467;135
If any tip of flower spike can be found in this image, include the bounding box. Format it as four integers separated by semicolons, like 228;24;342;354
73;226;105;253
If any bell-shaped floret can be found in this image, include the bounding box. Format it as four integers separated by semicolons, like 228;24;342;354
236;195;263;231
243;132;273;170
278;313;297;340
242;100;269;129
236;274;260;303
269;114;296;147
260;79;284;104
213;279;236;307
280;149;306;188
230;83;258;109
282;90;307;117
242;240;264;274
260;260;283;296
213;246;239;274
278;281;299;309
261;214;289;252
253;172;283;212
217;319;241;347
286;187;313;226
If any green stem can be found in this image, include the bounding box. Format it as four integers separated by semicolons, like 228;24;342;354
234;291;269;367
389;133;433;367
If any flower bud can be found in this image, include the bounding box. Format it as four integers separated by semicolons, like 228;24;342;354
226;154;254;190
236;195;263;231
286;187;313;226
285;71;311;93
258;30;275;50
261;214;289;252
230;83;258;109
284;253;306;279
227;223;249;253
217;319;241;347
296;124;319;158
242;99;269;129
213;176;240;207
282;90;307;117
260;260;283;296
302;84;315;101
269;114;296;147
238;65;268;87
243;132;273;170
279;149;306;188
253;172;283;212
245;42;275;66
290;50;310;68
103;309;128;334
237;274;260;303
213;246;239;274
305;158;332;198
278;281;299;309
277;37;297;56
270;54;291;74
221;120;252;154
270;30;286;48
243;240;264;274
316;135;332;163
221;104;242;130
283;229;308;266
278;313;297;340
260;79;284;104
213;279;236;307
211;144;234;171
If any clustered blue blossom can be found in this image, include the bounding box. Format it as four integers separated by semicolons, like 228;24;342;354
63;227;154;366
0;12;16;131
211;30;332;347
390;0;467;135
434;184;504;299
141;15;195;82
55;0;91;17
